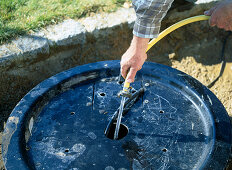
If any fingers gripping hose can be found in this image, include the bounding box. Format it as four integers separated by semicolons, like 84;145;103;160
123;15;210;91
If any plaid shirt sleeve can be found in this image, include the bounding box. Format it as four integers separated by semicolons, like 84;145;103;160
132;0;174;38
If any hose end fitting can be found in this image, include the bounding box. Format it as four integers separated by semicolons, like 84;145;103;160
118;81;132;98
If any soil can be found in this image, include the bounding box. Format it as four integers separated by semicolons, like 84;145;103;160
172;57;232;116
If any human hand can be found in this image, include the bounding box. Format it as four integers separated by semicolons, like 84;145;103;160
204;0;232;31
120;36;149;83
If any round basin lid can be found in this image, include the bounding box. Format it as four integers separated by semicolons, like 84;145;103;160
2;61;232;170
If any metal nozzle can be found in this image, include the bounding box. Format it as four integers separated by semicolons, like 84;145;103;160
118;89;132;98
118;81;132;98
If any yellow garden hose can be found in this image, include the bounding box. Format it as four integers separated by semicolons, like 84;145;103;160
123;15;210;90
147;15;210;52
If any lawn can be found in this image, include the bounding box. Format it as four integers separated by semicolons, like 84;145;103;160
0;0;128;44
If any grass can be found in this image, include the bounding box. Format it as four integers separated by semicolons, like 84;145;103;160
0;0;128;44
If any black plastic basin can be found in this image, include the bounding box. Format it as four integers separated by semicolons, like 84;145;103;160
2;61;232;170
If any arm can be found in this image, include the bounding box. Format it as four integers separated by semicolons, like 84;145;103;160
121;0;174;83
204;0;232;31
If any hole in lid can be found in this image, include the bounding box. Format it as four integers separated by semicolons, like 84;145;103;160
118;80;124;85
145;83;150;87
70;112;75;115
100;92;106;96
131;89;136;93
65;149;69;153
26;146;30;151
105;123;129;140
144;100;149;104
162;148;167;152
160;110;164;114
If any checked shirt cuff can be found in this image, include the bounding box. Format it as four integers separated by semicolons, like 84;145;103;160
133;18;160;39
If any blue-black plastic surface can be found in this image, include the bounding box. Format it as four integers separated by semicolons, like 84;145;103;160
2;61;232;170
